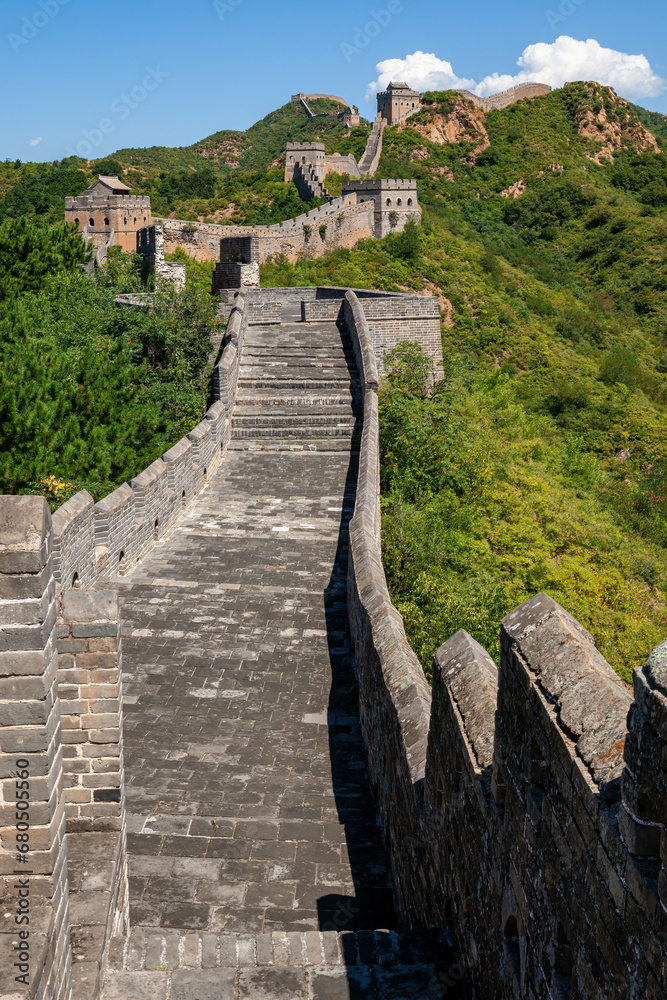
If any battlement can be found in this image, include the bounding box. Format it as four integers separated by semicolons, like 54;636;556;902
343;178;417;191
285;142;326;152
65;194;150;209
456;81;552;111
345;292;667;998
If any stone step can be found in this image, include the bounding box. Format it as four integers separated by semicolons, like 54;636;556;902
102;928;462;999
233;411;357;427
242;345;354;355
106;926;455;971
236;394;361;407
228;439;359;453
239;363;354;375
232;425;359;439
238;378;358;390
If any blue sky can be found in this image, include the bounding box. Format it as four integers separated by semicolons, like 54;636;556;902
2;0;666;162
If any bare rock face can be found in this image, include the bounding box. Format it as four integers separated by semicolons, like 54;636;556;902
575;84;661;163
398;96;489;160
499;179;526;199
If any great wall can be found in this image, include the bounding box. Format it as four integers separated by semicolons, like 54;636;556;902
65;80;551;276
2;79;666;1000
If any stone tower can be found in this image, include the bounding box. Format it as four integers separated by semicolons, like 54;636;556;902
376;81;421;125
65;177;151;254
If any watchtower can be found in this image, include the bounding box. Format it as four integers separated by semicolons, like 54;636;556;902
376;82;421;126
65;177;151;254
342;178;421;238
284;143;326;183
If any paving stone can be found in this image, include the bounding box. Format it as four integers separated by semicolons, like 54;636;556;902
195;881;245;905
238;966;307;999
161;903;211;930
101;971;168;999
182;932;201;968
171;969;236;999
307;966;372;1000
172;858;221;879
218;935;237;967
103;320;457;998
201;933;219;969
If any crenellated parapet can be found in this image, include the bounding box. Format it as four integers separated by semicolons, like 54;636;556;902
345;288;667;997
622;643;667;879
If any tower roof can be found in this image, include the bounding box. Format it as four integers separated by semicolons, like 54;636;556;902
96;176;131;194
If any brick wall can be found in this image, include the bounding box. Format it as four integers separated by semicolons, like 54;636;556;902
0;497;72;1000
157;198;374;264
344;294;667;997
456;82;552;112
299;288;443;374
56;591;125;835
136;224;186;290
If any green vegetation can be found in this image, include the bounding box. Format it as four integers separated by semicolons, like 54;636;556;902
0;159;320;228
630;103;667;142
4;82;667;681
263;83;667;683
0;218;220;509
113;100;369;174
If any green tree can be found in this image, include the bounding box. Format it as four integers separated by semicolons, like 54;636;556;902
0;217;92;300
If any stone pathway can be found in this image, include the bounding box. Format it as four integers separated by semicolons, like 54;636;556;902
101;313;460;998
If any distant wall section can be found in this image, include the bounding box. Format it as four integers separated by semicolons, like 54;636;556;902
457;82;552;111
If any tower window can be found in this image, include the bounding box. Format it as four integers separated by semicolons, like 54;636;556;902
89;218;95;227
104;217;110;226
397;199;402;206
407;198;413;206
386;198;391;206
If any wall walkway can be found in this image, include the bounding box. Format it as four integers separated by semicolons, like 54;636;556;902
2;286;664;999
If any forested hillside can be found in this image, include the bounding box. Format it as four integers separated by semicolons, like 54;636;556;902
0;100;369;226
0;218;219;508
2;81;667;680
262;83;667;682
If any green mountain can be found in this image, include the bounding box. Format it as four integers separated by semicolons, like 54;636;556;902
260;82;667;682
630;102;667;142
0;100;372;226
113;99;370;174
3;81;667;681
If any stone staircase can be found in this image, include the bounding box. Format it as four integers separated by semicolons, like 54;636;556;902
103;927;463;999
230;316;362;452
294;161;330;202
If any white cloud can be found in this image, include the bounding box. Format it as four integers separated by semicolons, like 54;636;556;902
26;136;43;147
365;36;666;103
365;51;476;101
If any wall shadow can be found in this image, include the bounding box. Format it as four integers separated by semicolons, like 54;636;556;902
316;321;467;999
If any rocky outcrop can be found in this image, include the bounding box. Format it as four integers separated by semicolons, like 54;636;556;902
574;84;661;163
397;96;489;159
499;179;526;198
